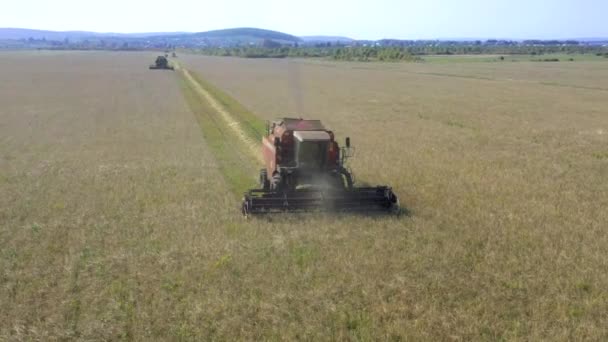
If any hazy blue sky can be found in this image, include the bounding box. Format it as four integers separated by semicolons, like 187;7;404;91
2;0;607;39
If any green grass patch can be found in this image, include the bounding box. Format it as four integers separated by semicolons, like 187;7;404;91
188;72;266;142
445;119;466;129
177;72;258;197
592;151;608;160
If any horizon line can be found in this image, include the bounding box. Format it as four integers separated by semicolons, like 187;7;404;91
2;26;608;41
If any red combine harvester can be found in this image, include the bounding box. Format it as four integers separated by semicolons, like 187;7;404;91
242;118;399;215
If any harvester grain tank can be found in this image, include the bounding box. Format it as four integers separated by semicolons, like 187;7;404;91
149;56;174;70
242;118;399;215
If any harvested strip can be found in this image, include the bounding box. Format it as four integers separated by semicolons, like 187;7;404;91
177;69;257;196
180;68;264;164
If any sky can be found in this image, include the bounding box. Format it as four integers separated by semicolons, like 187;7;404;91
2;0;607;39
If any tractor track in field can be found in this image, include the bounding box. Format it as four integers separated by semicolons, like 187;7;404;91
174;62;267;197
178;65;264;165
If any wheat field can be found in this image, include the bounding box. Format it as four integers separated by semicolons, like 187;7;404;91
1;51;607;340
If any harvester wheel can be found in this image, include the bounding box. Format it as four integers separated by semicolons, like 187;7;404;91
259;169;270;190
270;173;282;191
338;167;354;189
330;173;347;190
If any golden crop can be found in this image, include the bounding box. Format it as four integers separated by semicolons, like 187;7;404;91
1;51;607;340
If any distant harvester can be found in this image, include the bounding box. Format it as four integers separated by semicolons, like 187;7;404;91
149;56;174;70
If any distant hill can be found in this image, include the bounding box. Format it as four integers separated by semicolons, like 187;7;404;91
2;27;606;50
300;36;354;43
0;28;89;40
0;28;184;41
195;28;299;41
159;27;302;45
0;27;303;48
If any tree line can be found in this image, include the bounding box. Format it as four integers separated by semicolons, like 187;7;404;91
193;46;423;61
191;44;607;62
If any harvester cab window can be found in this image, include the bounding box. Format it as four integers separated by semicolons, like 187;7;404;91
297;141;328;169
293;130;330;169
